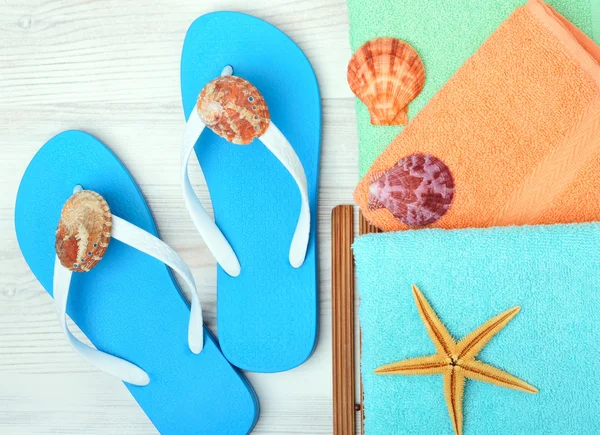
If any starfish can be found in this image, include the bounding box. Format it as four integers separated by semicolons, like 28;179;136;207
375;285;538;435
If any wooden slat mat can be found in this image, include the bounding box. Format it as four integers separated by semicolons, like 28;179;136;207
332;206;380;435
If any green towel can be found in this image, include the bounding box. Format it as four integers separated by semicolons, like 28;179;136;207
347;0;600;176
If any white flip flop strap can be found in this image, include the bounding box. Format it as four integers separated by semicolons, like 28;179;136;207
181;110;241;277
259;122;310;268
182;110;310;270
53;259;150;386
53;214;204;386
111;215;203;354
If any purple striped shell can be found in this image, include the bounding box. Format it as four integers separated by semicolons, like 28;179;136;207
368;153;454;226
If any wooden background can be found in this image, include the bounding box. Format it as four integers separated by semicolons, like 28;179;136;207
0;0;360;434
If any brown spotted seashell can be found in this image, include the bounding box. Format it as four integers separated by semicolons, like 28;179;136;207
347;38;425;126
196;75;270;145
368;153;454;226
55;190;112;272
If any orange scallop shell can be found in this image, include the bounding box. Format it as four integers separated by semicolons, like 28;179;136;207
196;75;271;145
55;190;112;272
347;37;425;126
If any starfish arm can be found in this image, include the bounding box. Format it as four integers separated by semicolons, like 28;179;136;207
443;367;465;435
374;354;447;375
461;360;538;394
412;285;457;357
456;306;521;360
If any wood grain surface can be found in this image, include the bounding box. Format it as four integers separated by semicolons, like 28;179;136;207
331;206;355;435
0;1;359;434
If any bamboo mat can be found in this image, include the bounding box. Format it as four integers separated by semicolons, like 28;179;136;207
332;206;380;435
331;206;355;435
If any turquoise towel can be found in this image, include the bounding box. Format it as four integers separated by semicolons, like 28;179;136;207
353;224;600;434
347;0;600;176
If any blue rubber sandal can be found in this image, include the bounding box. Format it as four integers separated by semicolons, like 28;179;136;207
15;131;259;434
180;12;321;373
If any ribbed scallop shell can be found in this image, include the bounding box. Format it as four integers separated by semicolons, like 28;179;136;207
368;153;454;226
55;190;112;272
348;38;425;126
197;75;270;145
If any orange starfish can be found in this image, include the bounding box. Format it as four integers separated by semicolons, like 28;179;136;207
375;285;538;435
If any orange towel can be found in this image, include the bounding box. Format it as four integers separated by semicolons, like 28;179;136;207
355;0;600;232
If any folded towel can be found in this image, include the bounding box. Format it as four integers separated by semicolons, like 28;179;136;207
355;0;600;232
353;223;600;434
347;0;600;176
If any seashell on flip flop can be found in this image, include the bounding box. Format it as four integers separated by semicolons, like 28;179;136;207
55;190;112;272
197;75;271;145
368;153;454;226
347;37;425;126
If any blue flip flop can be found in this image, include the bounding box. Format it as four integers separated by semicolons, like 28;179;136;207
15;131;259;434
180;12;321;372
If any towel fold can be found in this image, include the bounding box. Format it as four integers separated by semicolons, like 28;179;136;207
347;0;599;176
355;0;600;232
353;223;600;434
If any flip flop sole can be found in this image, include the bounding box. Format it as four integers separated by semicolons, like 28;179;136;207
15;131;259;434
181;12;321;373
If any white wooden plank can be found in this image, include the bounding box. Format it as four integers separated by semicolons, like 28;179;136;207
0;0;353;104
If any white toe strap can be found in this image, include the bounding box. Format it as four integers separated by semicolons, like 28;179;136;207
53;214;204;386
181;109;310;272
111;216;204;354
259;123;310;268
53;259;150;386
181;111;241;277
